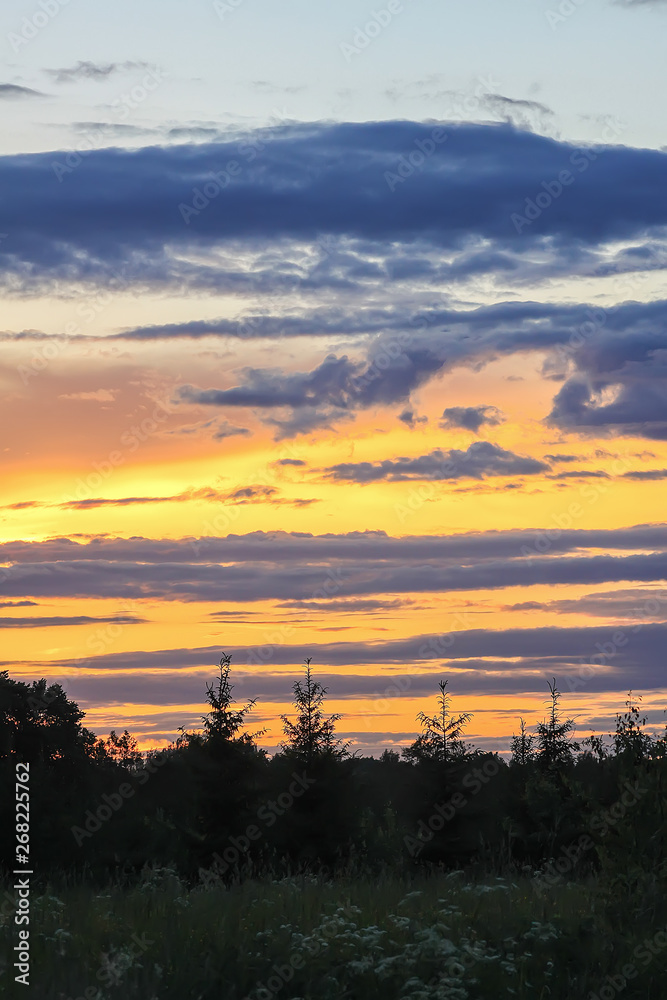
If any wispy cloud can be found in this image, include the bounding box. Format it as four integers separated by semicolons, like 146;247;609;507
0;83;44;99
45;60;151;84
0;614;146;629
4;486;317;511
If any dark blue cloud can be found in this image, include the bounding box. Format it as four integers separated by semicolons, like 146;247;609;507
6;297;667;445
325;442;549;482
440;405;505;433
12;621;667;700
398;409;428;428
104;298;667;357
3;524;667;566
508;588;667;618
113;295;667;440
179;346;447;436
548;375;667;440
1;122;667;291
2;547;667;603
549;470;611;480
624;469;667;480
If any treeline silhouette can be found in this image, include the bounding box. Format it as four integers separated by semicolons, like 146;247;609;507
2;656;666;883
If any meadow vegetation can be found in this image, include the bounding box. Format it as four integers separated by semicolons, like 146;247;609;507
2;656;667;997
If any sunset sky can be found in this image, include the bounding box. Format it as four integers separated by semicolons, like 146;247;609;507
1;0;667;754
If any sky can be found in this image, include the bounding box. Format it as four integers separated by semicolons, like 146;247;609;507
1;0;667;755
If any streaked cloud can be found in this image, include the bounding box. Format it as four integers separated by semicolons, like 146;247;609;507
2;528;667;603
0;84;44;99
325;442;549;482
45;61;152;84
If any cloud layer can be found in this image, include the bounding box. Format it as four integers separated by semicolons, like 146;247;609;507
2;526;667;603
2;122;666;295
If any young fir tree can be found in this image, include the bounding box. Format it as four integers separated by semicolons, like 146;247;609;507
202;653;261;746
280;658;348;765
536;678;578;771
403;679;473;763
510;718;536;765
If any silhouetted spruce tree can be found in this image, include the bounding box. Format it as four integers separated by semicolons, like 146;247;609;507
280;658;348;764
183;654;266;869
202;652;262;746
535;678;578;771
403;679;473;763
510;718;536;765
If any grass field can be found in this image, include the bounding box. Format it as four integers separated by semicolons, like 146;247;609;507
2;864;666;999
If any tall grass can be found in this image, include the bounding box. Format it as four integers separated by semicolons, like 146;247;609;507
2;865;666;999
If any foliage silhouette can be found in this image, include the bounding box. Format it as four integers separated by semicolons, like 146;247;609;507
402;679;473;763
613;691;655;763
510;718;536;766
280;658;349;765
535;678;579;772
2;661;667;884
